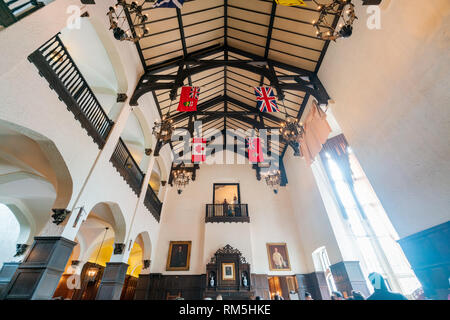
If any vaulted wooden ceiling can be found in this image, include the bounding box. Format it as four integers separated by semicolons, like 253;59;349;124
126;0;339;157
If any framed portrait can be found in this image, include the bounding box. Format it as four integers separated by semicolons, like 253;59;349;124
267;243;291;271
166;241;191;271
221;262;235;281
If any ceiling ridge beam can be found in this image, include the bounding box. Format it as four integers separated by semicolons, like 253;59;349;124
146;44;224;73
176;7;192;89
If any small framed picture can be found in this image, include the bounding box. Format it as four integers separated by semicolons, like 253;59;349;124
166;241;191;271
221;262;235;281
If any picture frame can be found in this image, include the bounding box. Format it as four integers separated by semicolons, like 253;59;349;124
166;241;191;271
213;183;241;204
266;243;291;271
221;262;236;281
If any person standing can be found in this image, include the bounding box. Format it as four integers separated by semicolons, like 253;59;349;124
331;291;344;300
232;195;240;216
366;272;408;300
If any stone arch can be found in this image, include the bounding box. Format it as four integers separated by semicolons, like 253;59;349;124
121;111;149;171
59;16;129;122
132;107;154;151
125;231;152;277
84;16;128;94
134;231;152;262
0;119;73;210
83;201;127;245
0;200;37;245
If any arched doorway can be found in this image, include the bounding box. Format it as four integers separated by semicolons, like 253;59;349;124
52;202;126;300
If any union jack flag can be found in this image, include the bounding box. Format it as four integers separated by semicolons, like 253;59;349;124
254;86;280;112
153;0;184;9
189;87;200;100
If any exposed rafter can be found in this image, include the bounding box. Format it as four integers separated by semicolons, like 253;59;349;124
125;0;336;164
130;49;329;106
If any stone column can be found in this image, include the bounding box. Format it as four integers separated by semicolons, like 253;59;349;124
0;243;30;298
296;272;331;300
95;262;129;300
0;262;21;299
330;261;369;298
2;236;76;300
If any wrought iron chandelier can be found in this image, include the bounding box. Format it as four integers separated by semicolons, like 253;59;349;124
312;0;357;41
279;117;304;143
262;170;281;194
107;0;149;42
172;164;192;194
152;113;175;144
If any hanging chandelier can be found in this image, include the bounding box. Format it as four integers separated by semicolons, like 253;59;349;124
312;0;357;41
262;170;281;194
107;0;150;42
152;114;175;144
172;164;192;194
279;117;304;143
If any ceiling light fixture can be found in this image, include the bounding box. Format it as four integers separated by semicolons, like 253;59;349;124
312;0;357;41
152;113;175;144
172;163;192;195
107;0;150;42
262;170;281;194
280;117;305;144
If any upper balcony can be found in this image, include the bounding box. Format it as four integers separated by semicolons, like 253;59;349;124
205;204;250;223
110;138;162;222
1;0;49;29
28;33;114;149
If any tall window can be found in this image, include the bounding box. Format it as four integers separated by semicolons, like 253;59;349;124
0;203;20;267
319;134;421;296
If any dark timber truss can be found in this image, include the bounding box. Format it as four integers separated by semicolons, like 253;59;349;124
121;0;375;186
130;46;330;106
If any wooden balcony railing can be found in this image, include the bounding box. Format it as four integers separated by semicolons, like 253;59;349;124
28;33;114;149
143;184;162;222
110;138;144;196
205;204;250;223
1;0;45;28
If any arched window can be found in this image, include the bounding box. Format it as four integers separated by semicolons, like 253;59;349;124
0;204;20;266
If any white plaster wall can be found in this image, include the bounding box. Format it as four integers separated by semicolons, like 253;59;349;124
153;160;308;275
204;223;254;267
318;0;450;237
284;147;344;273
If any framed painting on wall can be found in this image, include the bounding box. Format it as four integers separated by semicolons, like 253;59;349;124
166;241;191;271
221;262;236;281
267;243;291;271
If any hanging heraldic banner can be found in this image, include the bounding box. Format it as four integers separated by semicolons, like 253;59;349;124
178;86;200;112
275;0;306;6
254;87;280;112
247;137;264;163
153;0;185;9
192;138;206;163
